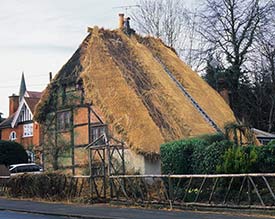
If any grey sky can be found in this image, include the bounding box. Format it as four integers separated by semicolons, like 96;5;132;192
0;0;197;117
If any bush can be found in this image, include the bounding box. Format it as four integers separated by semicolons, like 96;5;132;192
161;133;229;174
0;140;28;166
252;145;275;173
161;133;275;174
160;138;202;174
191;140;232;174
217;145;258;173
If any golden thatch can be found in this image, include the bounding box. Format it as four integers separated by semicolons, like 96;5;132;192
34;27;236;156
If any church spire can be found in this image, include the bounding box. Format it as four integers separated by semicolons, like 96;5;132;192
19;72;27;101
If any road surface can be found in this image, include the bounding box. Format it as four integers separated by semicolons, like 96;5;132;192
0;198;273;219
0;211;70;219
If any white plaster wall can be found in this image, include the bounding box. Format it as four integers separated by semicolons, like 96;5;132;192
124;149;161;175
124;149;145;174
144;157;161;174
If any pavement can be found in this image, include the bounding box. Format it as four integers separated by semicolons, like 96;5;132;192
0;198;274;219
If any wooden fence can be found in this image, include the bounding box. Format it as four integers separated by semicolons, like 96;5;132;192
0;176;10;195
109;173;275;209
4;173;275;209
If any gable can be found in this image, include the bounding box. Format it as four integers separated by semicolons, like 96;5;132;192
11;98;34;128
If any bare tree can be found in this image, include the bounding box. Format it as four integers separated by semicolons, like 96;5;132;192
250;4;275;131
199;0;271;86
131;0;188;50
197;0;273;123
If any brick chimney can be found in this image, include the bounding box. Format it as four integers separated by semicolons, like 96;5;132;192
9;94;19;116
219;89;230;105
119;13;124;29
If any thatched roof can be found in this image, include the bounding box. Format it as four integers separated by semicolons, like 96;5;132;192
34;27;236;156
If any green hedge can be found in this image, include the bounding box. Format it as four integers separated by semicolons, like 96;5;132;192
161;134;275;174
0;140;28;166
161;133;232;174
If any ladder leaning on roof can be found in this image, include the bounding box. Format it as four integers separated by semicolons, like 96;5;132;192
156;58;223;133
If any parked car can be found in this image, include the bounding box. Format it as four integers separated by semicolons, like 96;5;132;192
9;163;43;176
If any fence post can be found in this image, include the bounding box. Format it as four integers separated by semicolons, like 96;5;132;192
168;175;173;201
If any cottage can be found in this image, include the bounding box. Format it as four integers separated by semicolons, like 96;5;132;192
0;74;42;163
34;22;237;175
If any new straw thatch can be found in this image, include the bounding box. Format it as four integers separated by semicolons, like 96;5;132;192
34;27;236;157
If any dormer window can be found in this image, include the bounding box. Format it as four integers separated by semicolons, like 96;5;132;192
9;131;17;141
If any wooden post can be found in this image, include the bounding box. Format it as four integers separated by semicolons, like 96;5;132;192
249;176;265;206
183;177;192;202
248;178;252;205
168;176;174;201
194;177;206;203
70;107;75;175
262;176;275;202
209;177;219;204
237;176;246;205
122;143;126;175
88;105;91;143
223;177;234;204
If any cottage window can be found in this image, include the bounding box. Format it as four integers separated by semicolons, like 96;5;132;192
90;125;107;144
9;131;17;141
23;123;33;137
57;111;71;131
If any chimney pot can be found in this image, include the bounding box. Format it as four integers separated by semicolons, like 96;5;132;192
9;95;19;116
119;13;125;29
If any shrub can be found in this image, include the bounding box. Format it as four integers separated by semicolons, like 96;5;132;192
252;145;275;173
161;133;228;174
191;140;232;174
160;138;203;174
0;140;28;166
217;145;258;173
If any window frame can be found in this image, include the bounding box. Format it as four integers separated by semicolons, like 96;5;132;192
23;123;33;138
90;124;108;145
9;131;17;141
57;110;72;131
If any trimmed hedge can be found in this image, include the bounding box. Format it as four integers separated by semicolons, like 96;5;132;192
0;140;28;166
161;133;232;174
161;134;275;174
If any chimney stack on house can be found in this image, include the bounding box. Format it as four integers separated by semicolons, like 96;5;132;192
119;13;125;29
219;89;230;105
218;79;230;105
9;94;19;116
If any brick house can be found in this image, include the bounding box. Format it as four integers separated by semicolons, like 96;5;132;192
0;73;42;163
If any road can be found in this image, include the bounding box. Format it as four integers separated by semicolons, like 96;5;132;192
0;211;69;219
0;198;273;219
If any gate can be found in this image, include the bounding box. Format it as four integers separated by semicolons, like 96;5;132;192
86;133;125;201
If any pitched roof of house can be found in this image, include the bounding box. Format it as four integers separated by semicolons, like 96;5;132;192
0;114;15;128
24;97;41;114
34;27;236;157
0;94;41;129
26;91;42;99
252;128;275;138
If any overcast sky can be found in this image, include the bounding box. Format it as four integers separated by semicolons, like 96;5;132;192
0;0;198;117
